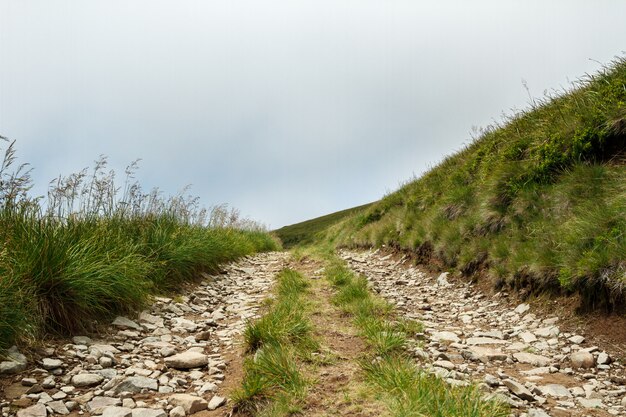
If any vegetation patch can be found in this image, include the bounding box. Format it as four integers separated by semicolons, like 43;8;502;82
0;139;278;351
233;268;318;416
325;257;509;417
273;203;372;248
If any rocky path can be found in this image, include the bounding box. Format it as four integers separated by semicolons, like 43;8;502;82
0;252;288;417
341;249;626;417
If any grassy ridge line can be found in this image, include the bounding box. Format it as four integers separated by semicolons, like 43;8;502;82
234;268;318;416
273;203;373;248
324;256;509;417
0;140;279;351
327;58;626;311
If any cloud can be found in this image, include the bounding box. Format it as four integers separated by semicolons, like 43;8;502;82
1;0;625;227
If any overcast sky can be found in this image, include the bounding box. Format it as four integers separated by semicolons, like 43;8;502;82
1;1;625;228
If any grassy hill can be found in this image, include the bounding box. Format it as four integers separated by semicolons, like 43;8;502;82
274;203;372;248
295;58;626;312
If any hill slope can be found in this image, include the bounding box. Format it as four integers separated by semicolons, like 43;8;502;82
301;58;625;312
274;202;372;248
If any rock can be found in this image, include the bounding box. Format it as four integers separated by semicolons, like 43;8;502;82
467;346;507;362
47;401;69;415
72;336;92;345
207;396;226;411
102;407;133;417
514;303;530;315
22;377;38;386
113;377;158;394
17;404;47;417
568;335;585;345
597;351;611;365
42;358;63;370
131;409;167;417
513;352;551;367
164;350;208;369
433;360;455;370
436;272;450;286
99;356;114;367
431;331;460;344
527;409;551;417
86;397;122;414
42;377;56;389
112;316;143;331
519;332;537;343
0;346;28;374
169;406;185;417
503;379;535;402
540;384;572;398
72;373;104;387
169;394;208;414
570;351;595;369
578;398;603;408
160;347;176;357
465;337;508;345
27;384;43;394
535;326;559;338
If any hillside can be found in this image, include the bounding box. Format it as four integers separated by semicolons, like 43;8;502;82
273;202;372;248
287;58;626;312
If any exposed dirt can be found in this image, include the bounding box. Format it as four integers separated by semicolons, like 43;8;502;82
292;257;387;417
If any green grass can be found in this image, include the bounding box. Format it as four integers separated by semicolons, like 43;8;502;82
324;256;508;417
313;57;626;312
234;268;318;416
273;203;372;248
0;140;279;350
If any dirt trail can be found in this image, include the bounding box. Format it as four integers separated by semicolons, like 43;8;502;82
341;249;626;417
292;258;386;417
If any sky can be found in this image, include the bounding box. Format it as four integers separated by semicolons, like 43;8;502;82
1;1;625;228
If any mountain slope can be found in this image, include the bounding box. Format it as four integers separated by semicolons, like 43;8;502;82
300;58;626;312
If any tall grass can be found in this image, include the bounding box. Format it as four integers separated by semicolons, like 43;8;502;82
325;56;626;311
0;138;279;350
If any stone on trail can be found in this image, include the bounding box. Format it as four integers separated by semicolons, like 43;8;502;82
527;409;551;417
169;406;185;417
17;404;47;417
132;409;167;417
514;303;530;315
207;395;226;411
568;335;585;345
71;373;104;387
72;335;92;345
0;346;28;374
431;331;460;343
86;396;122;413
597;351;611;365
102;407;133;417
503;379;536;402
113;376;158;394
467;346;508;362
513;352;551;367
570;351;595;369
540;384;572;398
465;337;508;345
164;350;208;369
169;394;208;414
436;272;450;286
42;358;63;370
518;331;538;344
578;398;603;408
113;316;143;331
48;401;70;415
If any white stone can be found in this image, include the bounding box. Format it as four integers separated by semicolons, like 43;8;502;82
17;404;47;417
102;407;133;417
207;396;226;411
71;373;104;387
164;351;208;369
168;394;207;414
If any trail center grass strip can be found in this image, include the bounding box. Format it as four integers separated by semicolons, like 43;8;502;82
233;268;318;416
